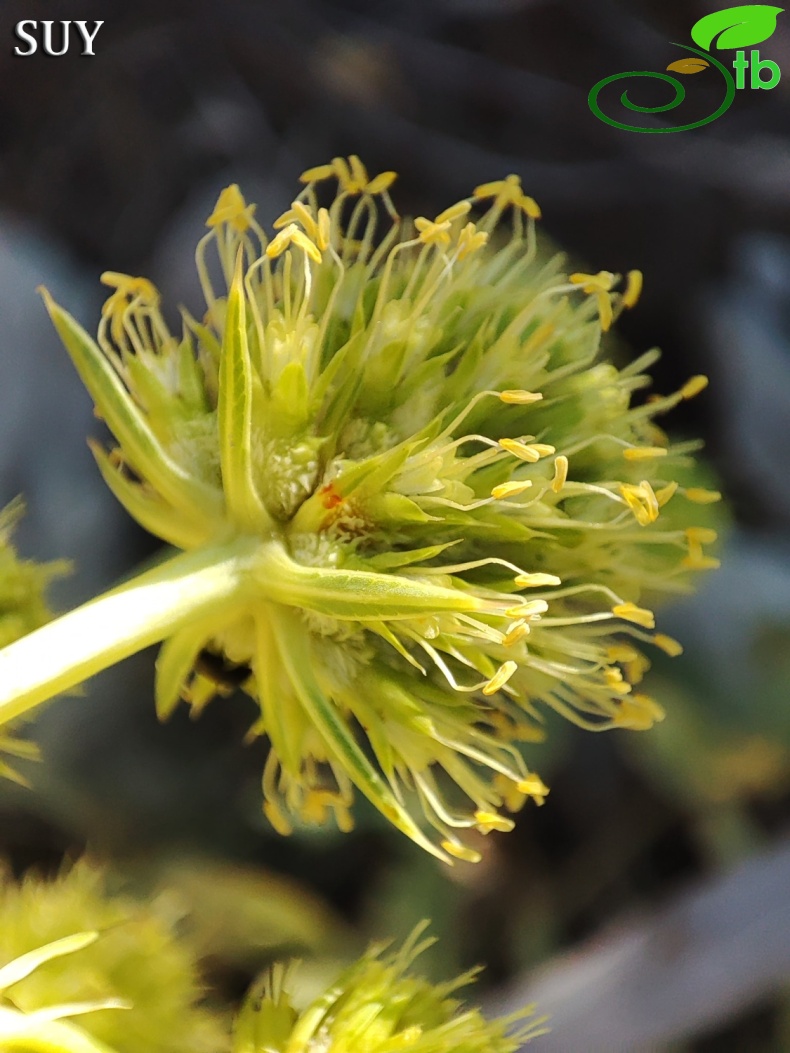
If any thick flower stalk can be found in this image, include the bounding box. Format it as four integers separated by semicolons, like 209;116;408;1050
233;924;547;1052
0;157;720;861
0;861;226;1053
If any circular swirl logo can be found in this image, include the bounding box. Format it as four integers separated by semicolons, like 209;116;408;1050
588;5;783;133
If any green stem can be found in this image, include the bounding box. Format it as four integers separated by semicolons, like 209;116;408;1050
0;537;259;728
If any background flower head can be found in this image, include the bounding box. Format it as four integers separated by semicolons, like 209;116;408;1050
232;923;547;1052
0;859;226;1053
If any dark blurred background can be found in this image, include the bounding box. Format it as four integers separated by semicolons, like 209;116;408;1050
1;1;790;1049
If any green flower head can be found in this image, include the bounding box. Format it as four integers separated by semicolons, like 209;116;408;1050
20;156;720;862
0;860;226;1053
233;923;547;1052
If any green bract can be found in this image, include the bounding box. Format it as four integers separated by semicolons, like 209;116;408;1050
0;157;721;862
233;924;547;1052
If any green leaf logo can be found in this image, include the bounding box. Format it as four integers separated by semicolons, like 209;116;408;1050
691;5;783;50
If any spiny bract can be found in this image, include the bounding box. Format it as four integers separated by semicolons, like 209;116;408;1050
44;156;721;862
232;923;547;1052
0;860;226;1052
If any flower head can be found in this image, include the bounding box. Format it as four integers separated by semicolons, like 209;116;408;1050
33;159;721;861
0;929;125;1053
0;860;226;1053
233;924;547;1052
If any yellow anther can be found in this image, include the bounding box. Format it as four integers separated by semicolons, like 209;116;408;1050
263;800;293;837
473;174;521;202
653;633;684;657
482;660;519;696
348;154;369;192
623;446;668;461
300;155;398;198
473;174;540;218
291;229;322;263
441;840;482;863
569;270;615;294
100;272;159;306
265;224;322;263
684;487;722;504
503;620;530;646
518;193;542;219
552;455;569;493
274;200;320;240
612;602;655;629
680;375;709;399
624;651;651;684
499;438;555;462
682;535;721;570
491;480;533;499
682;551;722;571
620;481;659;525
516;774;549;804
299;163;336;183
569;271;615;331
616;693;665;730
316;207;331;251
456;222;489;260
622;269;643;309
332;155;353;190
685;527;717;544
333;802;355;833
606;643;639;663
301;790;332;824
655;481;678;507
435;200;472;224
514;573;561;588
492;774;523;812
366;170;398;194
205;184;256;232
475;810;515;834
266;224;299;258
499;389;543;405
505;599;549;618
414;216;452;247
604;666;631;694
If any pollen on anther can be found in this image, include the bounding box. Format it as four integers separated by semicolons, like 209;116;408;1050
503;620;530;646
499;390;543;405
514;573;561;588
552;455;568;492
612;602;655;629
474;810;515;834
623;446;667;461
684;487;722;504
680;375;709;399
482;660;518;696
622;269;643;309
441;840;482;863
653;633;684;657
491;480;532;499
